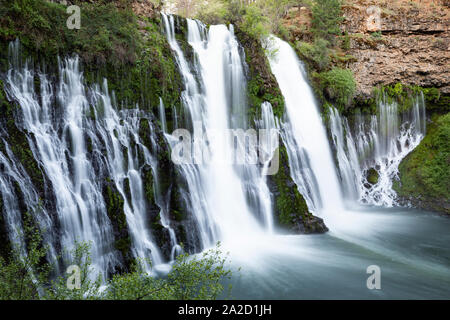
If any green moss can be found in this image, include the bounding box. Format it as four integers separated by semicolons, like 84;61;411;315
0;1;183;114
142;165;155;206
0;0;140;66
82;16;182;114
102;182;132;262
0;194;12;261
0;87;45;196
373;84;449;114
114;237;132;258
271;145;310;227
367;168;379;185
235;27;285;120
316;67;356;113
352;97;377;116
295;38;330;72
394;112;450;214
151;213;164;233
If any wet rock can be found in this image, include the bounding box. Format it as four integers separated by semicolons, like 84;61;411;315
366;167;379;185
291;214;329;234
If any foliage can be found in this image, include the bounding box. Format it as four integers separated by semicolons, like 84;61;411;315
0;212;49;300
340;32;350;51
239;4;271;40
371;31;382;39
195;0;232;25
394;112;450;213
234;27;285;120
0;0;141;65
164;245;233;300
317;68;356;112
238;0;297;40
0;228;233;300
310;0;343;44
42;242;104;300
296;38;330;71
374;83;450;114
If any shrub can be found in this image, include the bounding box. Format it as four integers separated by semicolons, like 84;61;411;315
296;38;330;71
1;235;233;300
240;4;271;40
317;67;356;111
310;0;343;44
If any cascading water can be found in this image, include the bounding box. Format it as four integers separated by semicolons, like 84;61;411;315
2;40;180;275
330;95;426;207
266;37;346;226
5;42;119;274
162;14;276;249
1;14;449;300
267;36;428;222
0;139;55;259
88;81;166;268
328;95;426;206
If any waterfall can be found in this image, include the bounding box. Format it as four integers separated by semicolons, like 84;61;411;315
267;36;427;221
255;102;279;232
88;81;166;268
5;43;119;274
162;14;276;249
0;140;56;259
267;37;345;225
2;40;178;275
329;95;426;206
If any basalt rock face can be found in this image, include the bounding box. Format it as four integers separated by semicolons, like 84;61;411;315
267;144;329;234
291;215;329;234
342;0;449;100
283;1;449;101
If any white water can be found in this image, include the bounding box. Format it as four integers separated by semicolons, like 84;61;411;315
223;37;449;299
162;14;277;250
329;96;426;206
267;37;346;228
89;81;165;268
0;139;55;259
5;47;119;274
3;40;178;275
266;36;428;229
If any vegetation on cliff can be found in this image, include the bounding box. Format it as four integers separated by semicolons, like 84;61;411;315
374;83;450;115
268;146;328;234
0;0;190;272
0;0;182;112
394;113;450;214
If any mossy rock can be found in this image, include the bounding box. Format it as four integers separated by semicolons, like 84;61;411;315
234;27;285;121
366;168;379;185
394;112;450;214
0;194;12;261
102;181;133;268
0;87;46;197
267;143;328;233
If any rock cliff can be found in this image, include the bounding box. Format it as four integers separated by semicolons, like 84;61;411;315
283;0;449;101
